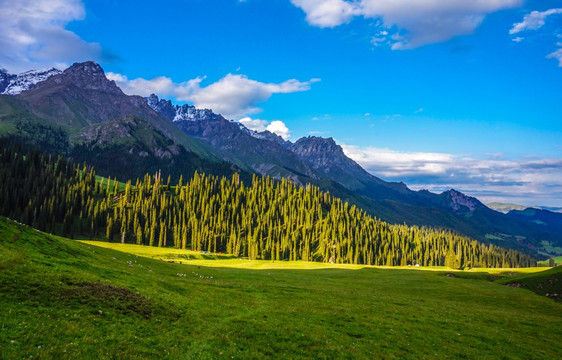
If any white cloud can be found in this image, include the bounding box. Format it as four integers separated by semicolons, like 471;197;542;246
239;117;268;132
341;144;562;206
107;72;319;119
266;120;291;140
509;8;562;67
0;0;102;72
512;36;524;42
291;0;522;49
238;117;291;140
290;0;359;28
509;8;562;34
341;145;454;177
547;47;562;67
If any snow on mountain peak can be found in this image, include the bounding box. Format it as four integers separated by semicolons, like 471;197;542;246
1;67;62;95
145;94;220;122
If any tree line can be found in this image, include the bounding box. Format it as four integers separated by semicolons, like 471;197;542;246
0;143;536;268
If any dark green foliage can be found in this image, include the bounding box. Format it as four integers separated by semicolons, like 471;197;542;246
0;143;536;268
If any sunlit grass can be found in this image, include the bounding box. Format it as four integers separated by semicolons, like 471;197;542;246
79;240;550;273
1;222;559;359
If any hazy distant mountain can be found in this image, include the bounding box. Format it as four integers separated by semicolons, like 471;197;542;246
487;202;562;214
487;202;532;214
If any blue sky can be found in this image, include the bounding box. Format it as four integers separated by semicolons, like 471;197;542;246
1;0;562;207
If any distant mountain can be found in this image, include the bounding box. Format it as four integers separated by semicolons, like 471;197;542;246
0;67;61;95
487;202;562;214
147;93;289;145
503;208;562;256
146;94;221;122
289;136;414;200
487;202;532;214
147;94;318;182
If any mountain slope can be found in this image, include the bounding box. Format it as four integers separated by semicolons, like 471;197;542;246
72;115;242;181
174;117;318;182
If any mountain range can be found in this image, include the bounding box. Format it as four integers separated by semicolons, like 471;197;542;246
0;61;560;257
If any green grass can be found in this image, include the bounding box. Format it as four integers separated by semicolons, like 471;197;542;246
1;219;561;359
94;175;127;192
496;266;562;301
538;256;562;266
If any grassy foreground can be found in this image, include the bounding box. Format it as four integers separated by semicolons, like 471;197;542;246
1;219;561;359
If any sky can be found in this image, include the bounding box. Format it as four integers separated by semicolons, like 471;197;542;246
1;0;562;207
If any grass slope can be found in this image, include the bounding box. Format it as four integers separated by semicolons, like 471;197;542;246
538;256;562;266
496;266;562;302
1;219;561;359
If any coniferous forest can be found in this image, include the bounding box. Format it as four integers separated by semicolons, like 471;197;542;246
0;144;536;268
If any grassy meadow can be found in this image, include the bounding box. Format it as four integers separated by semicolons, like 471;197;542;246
1;217;561;359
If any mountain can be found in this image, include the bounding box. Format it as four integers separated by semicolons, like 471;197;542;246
0;68;14;93
146;93;288;145
146;94;318;182
1;61;560;257
0;61;244;182
504;208;562;255
146;94;221;122
146;95;562;256
289;136;415;200
0;67;61;95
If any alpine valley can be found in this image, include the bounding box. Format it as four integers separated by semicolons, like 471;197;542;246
0;62;560;259
1;61;561;360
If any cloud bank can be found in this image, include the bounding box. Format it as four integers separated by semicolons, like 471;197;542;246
291;0;522;49
0;0;102;72
341;144;562;206
107;72;319;119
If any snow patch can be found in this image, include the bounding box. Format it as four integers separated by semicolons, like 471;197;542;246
1;67;61;95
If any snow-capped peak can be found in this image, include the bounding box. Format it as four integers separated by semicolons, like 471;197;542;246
145;94;220;122
1;67;62;95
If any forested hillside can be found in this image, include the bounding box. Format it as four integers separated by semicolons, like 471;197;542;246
0;144;535;268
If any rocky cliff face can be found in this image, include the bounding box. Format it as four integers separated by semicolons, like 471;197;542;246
441;189;484;212
29;62;122;96
290;136;348;169
146;94;220;122
79;115;181;159
289;136;398;190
